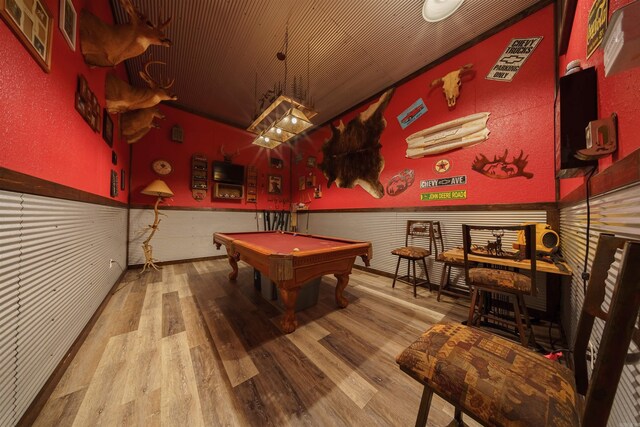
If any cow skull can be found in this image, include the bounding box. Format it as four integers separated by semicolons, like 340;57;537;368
121;107;165;143
80;0;171;67
430;64;474;108
319;88;395;199
106;60;176;113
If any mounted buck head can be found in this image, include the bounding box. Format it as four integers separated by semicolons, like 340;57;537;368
220;145;240;163
121;107;165;143
105;60;176;113
430;64;474;108
79;0;172;67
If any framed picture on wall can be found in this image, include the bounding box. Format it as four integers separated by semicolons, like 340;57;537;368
103;110;113;147
59;0;76;51
1;0;54;72
270;157;284;169
307;156;317;168
298;176;306;191
268;175;282;194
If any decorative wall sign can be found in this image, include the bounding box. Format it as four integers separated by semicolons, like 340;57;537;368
298;176;305;191
397;98;427;129
420;190;467;201
471;149;533;179
386;169;415;196
406;112;490;158
75;75;101;132
305;174;316;187
420;175;466;189
307;156;317;168
171;125;184;143
434;159;451;173
586;0;608;58
486;37;543;82
59;0;76;51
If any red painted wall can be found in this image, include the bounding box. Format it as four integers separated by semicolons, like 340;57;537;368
129;105;292;210
0;0;129;203
558;0;640;198
293;5;557;209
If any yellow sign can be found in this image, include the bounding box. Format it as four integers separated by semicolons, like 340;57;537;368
420;190;467;201
587;0;608;58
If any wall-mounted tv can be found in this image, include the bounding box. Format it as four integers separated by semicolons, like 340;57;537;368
212;161;245;184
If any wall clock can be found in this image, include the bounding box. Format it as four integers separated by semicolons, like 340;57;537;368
152;159;173;176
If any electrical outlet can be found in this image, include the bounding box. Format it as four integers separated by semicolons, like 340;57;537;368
109;259;114;269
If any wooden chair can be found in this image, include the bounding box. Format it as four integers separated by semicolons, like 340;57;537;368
391;220;436;297
463;224;537;347
396;233;640;426
433;221;468;301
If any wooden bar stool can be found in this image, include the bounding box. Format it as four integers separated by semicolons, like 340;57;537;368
396;233;640;427
391;220;435;297
432;221;468;301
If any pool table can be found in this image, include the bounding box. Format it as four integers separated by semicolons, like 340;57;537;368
213;231;372;333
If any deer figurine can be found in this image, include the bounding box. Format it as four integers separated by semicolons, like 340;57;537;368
121;106;165;143
79;0;172;67
105;60;176;113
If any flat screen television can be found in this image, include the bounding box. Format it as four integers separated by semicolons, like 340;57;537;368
212;161;245;184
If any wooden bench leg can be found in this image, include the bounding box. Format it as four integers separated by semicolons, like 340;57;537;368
416;386;434;427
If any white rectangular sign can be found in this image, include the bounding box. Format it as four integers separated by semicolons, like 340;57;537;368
486;37;543;82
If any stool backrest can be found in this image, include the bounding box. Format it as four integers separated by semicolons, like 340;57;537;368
462;224;537;295
573;234;640;426
405;220;436;256
431;221;445;257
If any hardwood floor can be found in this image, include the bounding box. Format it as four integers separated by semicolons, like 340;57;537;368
33;259;556;426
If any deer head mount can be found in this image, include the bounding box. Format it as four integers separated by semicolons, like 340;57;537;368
430;64;474;108
220;145;240;163
471;149;534;179
105;60;176;113
79;0;172;67
121;106;165;144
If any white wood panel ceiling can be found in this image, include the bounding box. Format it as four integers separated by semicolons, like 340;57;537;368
111;0;549;130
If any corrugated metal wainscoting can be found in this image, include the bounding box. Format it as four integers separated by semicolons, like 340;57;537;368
128;209;259;264
560;182;640;426
300;209;549;311
0;190;128;425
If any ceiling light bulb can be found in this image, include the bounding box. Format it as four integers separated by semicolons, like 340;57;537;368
422;0;465;22
291;117;298;124
276;128;282;134
264;137;270;142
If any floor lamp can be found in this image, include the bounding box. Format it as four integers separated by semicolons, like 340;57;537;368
141;179;174;273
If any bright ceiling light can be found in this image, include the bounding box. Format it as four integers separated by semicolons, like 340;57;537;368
422;0;465;22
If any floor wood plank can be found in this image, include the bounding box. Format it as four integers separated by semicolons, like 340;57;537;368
34;259;562;426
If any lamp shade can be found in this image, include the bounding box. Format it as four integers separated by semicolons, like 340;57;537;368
422;0;465;22
141;179;174;197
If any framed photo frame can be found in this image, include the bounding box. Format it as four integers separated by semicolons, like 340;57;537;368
75;75;101;132
59;0;76;51
298;176;306;191
103;110;113;147
307;156;317;168
1;0;53;72
270;157;283;169
268;175;282;195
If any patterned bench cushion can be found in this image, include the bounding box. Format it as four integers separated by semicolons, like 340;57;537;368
469;268;531;293
396;323;580;427
391;246;431;258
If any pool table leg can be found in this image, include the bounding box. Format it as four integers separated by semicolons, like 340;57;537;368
278;287;300;333
225;253;239;281
335;272;350;308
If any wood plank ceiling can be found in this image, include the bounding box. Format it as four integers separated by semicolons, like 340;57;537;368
110;0;548;131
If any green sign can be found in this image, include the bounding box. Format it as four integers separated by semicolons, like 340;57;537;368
420;190;467;201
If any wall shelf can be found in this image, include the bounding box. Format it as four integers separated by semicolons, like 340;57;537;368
214;182;244;199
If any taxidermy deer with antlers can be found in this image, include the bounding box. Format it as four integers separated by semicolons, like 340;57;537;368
106;60;176;113
79;0;172;67
430;64;474;108
121;107;165;144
